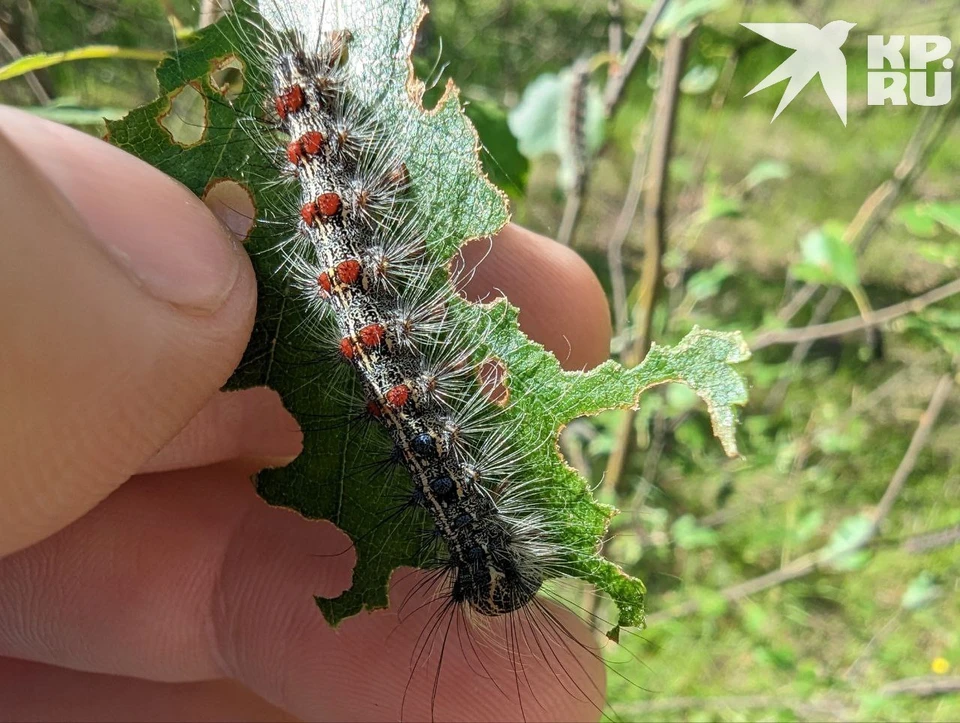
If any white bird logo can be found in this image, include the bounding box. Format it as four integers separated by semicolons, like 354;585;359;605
742;21;857;125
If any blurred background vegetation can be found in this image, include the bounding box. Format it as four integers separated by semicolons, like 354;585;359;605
2;0;959;720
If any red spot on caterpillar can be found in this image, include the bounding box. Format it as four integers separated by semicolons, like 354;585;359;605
301;201;317;226
301;192;340;226
275;85;304;119
317;271;332;295
317;192;342;217
366;400;382;418
336;259;361;285
339;337;355;359
359;323;385;348
286;141;301;165
286;131;325;165
386;384;410;408
302;131;324;155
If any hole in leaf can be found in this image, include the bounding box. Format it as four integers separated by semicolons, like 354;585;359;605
209;54;244;102
159;82;207;147
478;358;508;405
202;179;256;242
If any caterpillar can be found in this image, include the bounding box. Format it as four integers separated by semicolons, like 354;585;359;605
93;0;749;717
268;22;549;618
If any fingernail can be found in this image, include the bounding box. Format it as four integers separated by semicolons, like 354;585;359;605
0;106;241;314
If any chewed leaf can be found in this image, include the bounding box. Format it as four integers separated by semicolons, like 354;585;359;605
107;0;748;632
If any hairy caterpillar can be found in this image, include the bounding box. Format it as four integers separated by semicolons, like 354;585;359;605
92;0;749;717
247;5;614;712
268;22;552;618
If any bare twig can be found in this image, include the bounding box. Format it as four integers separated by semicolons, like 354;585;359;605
649;370;954;625
607;121;651;335
873;371;954;531
602;0;671;117
752;276;960;350
0;23;49;104
903;523;960;554
607;0;623;64
880;676;960;698
604;32;686;494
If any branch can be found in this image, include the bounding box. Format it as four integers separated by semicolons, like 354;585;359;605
903;523;960;554
880;676;960;698
873;371;954;531
602;0;671;117
603;32;686;494
607;121;651;335
607;0;623;64
751;276;960;350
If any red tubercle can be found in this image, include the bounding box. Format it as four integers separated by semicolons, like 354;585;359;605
286;131;326;165
301;192;341;227
317;271;332;295
300;201;317;226
339;337;355;360
358;323;386;348
385;384;410;408
336;259;361;285
317;192;342;217
302;131;325;155
285;140;301;165
366;400;382;418
275;85;305;120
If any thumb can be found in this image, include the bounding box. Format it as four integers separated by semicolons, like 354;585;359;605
0;107;257;557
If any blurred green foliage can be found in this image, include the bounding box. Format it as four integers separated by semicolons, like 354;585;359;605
3;0;959;720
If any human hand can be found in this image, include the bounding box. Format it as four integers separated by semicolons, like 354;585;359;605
0;105;612;721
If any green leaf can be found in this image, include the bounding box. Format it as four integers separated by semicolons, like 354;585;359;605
656;0;730;37
894;202;960;237
895;203;941;238
0;45;167;82
925;202;960;236
822;513;875;571
685;261;735;304
680;65;719;95
672;514;719;549
107;0;748;632
900;571;941;611
794;227;860;290
743;159;791;191
17;103;128;125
